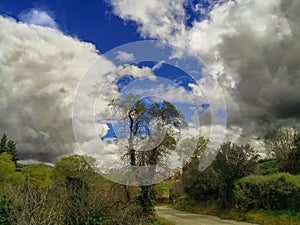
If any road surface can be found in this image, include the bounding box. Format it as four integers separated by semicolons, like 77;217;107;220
155;206;258;225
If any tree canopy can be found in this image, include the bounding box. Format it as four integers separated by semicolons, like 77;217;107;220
110;95;186;215
0;133;18;165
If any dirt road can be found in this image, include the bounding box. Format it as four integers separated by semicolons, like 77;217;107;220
155;206;258;225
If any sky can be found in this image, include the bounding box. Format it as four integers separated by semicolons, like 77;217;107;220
0;0;300;171
0;0;142;52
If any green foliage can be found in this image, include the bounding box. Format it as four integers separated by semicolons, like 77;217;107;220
155;181;170;203
182;158;217;202
139;185;157;215
21;164;53;189
264;127;299;172
51;155;149;225
245;209;300;225
52;155;102;224
0;153;16;182
177;135;208;164
0;133;18;165
234;173;300;211
111;95;186;166
0;153;25;185
170;131;300;225
0;153;156;224
0;153;24;225
237;173;300;187
284;136;300;174
111;95;186;216
169;178;184;203
172;202;300;225
0;194;20;225
176;136;212;202
258;159;278;175
213;142;259;207
179;141;259;208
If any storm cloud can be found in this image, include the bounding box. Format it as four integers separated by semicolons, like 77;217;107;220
109;0;300;143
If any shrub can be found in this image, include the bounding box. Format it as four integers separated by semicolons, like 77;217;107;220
234;173;300;211
258;160;279;175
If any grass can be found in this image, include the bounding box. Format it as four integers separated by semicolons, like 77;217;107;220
170;202;300;225
154;216;176;225
239;173;300;187
245;210;300;225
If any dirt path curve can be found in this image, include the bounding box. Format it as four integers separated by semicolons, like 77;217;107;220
155;206;258;225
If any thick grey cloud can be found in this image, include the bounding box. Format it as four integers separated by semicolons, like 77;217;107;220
212;0;300;136
109;0;300;145
0;16;99;162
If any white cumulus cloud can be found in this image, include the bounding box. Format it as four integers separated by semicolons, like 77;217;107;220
19;9;59;29
109;0;300;146
115;51;135;62
0;16;100;162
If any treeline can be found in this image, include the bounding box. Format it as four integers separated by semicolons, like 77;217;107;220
0;134;158;225
170;127;300;213
1;126;299;224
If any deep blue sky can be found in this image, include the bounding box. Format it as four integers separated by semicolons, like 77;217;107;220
0;0;215;53
0;0;142;53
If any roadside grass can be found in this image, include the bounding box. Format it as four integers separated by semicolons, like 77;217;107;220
156;203;170;206
245;210;300;225
153;216;176;225
170;202;300;225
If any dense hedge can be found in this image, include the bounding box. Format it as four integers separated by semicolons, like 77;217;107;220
258;160;279;175
234;173;300;211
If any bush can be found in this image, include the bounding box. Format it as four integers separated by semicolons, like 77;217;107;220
234;173;300;211
284;136;300;174
181;159;218;202
258;160;279;175
156;181;171;204
0;194;20;225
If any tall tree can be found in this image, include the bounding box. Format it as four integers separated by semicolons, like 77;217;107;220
263;127;299;171
0;133;18;165
110;95;186;215
213;142;259;207
178;135;209;165
51;155;95;225
181;141;259;206
285;136;300;174
180;136;218;202
0;153;25;224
